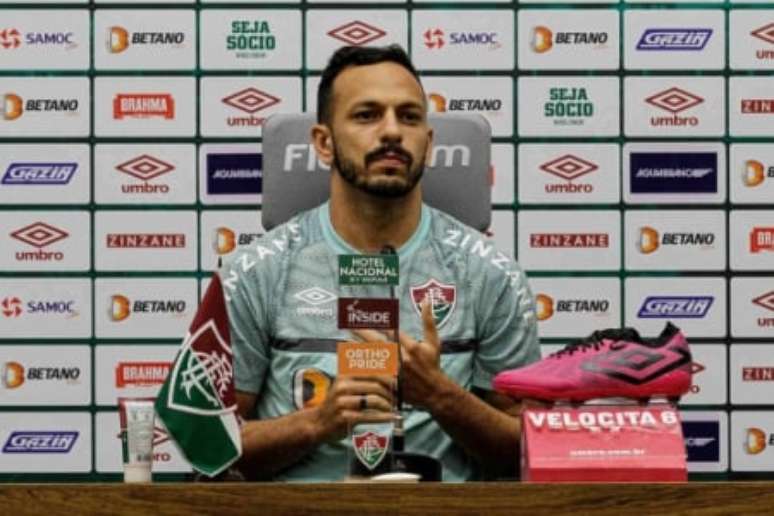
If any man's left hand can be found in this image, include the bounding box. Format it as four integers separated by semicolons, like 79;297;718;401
354;300;451;409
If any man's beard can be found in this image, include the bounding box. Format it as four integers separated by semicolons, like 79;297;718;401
333;141;426;199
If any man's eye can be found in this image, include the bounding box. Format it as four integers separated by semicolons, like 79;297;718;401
402;112;422;123
354;111;376;121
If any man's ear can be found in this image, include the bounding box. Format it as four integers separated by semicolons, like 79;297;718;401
311;124;334;166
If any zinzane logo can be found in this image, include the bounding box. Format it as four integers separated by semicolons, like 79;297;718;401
2;431;78;453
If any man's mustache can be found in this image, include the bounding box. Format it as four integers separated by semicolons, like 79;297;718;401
364;144;413;167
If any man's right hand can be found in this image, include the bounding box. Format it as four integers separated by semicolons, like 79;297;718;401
310;375;396;441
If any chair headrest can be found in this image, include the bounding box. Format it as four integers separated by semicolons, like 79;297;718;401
262;112;492;231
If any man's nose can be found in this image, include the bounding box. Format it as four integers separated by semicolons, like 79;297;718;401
380;110;402;142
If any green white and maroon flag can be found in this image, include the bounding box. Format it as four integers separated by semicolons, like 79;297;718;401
155;273;242;477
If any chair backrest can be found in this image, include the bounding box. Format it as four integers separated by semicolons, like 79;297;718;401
261;112;492;231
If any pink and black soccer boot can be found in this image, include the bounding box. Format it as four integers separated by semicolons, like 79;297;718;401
493;323;692;403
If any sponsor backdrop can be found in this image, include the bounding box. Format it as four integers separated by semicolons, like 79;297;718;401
0;0;772;481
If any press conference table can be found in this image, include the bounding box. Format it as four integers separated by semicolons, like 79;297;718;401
1;482;772;515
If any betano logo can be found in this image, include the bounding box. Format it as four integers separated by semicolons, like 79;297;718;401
222;87;280;127
2;361;24;389
328;21;385;46
116;154;174;194
539;154;597;194
427;93;502;113
108;26;185;54
750;227;774;253
9;222;68;262
637;226;715;254
743;160;774;187
531;26;607;54
645;87;703;127
115;361;172;388
113;93;174;120
110;294;186;321
745;427;772;455
1;93;23;120
213;227;262;255
2;94;78;120
535;293;609;321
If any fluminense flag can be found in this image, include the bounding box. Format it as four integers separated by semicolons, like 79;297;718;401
155;273;242;477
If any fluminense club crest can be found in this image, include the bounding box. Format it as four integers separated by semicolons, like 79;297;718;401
352;425;391;471
410;278;457;328
167;318;236;416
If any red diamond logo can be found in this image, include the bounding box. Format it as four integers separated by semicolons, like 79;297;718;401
753;291;774;312
116;155;175;181
540;154;598;181
1;297;22;317
645;87;704;114
0;29;21;50
751;23;774;45
10;222;68;249
222;87;281;114
327;21;386;46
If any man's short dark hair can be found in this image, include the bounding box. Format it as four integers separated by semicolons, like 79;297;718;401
316;45;422;124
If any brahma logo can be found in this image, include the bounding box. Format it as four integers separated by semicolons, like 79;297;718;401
109;294;186;321
535;293;609;321
745;427;773;455
540;154;597;194
422;27;500;50
750;227;774;253
529;233;609;248
0;29;21;49
115;361;172;387
636;29;712;51
741;99;774;114
106;233;185;248
2;431;78;453
544;87;594;123
222;87;280;127
213;227;263;255
629;152;717;194
752;23;774;60
107;26;185;54
1;163;77;185
637;226;715;254
328;21;385;46
113;93;174;120
10;222;68;262
427;93;502;113
2;361;25;388
743;367;774;381
531;26;607;54
645;87;703;127
116;154;174;195
637;296;714;318
227;20;276;59
743;160;774;187
1;297;22;317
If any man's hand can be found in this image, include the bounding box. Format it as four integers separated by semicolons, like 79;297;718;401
355;301;450;409
310;375;396;441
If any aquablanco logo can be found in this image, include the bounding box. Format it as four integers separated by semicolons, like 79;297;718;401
1;163;77;185
637;296;714;318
